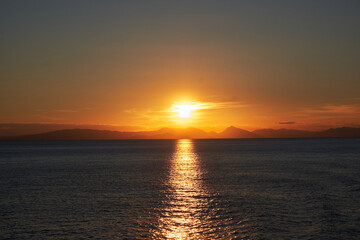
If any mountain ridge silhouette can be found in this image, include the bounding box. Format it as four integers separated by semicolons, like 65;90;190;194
1;126;360;140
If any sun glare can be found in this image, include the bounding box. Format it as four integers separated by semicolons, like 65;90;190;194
173;104;199;118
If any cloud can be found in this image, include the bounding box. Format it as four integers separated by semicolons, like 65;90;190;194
170;100;250;112
123;100;251;127
279;121;296;124
291;103;360;130
297;104;360;115
125;100;249;116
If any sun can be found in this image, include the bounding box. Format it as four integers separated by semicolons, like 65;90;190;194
173;103;199;118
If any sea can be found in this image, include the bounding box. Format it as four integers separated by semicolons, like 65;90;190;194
0;138;359;239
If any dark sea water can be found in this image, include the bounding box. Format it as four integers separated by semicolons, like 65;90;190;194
0;138;360;239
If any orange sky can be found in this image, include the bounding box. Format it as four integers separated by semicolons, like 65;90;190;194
1;1;359;131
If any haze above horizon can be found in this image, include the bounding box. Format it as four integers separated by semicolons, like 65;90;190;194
1;0;359;131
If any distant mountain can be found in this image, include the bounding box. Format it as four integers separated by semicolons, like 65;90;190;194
0;129;131;141
252;129;313;138
0;123;140;137
315;127;360;138
218;126;258;138
0;127;213;141
1;126;360;141
253;127;360;138
150;127;211;139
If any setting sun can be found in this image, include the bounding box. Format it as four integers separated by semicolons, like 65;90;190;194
173;104;199;118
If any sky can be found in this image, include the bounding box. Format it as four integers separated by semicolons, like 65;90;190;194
1;0;359;131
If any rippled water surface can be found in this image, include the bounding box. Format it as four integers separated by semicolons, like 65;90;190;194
1;138;360;239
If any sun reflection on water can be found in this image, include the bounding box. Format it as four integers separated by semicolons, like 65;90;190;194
154;139;213;239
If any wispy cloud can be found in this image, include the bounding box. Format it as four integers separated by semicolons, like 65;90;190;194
169;100;250;112
279;121;296;124
124;100;250;126
297;104;360;115
125;101;249;116
291;103;360;130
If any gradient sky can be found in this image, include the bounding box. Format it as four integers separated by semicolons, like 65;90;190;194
1;0;359;131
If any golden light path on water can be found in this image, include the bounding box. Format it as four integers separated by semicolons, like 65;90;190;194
152;139;227;239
